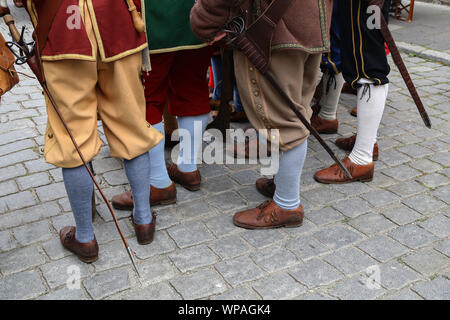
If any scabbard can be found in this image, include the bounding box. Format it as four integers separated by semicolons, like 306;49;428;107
369;0;431;128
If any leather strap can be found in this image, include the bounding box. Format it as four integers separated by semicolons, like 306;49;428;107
34;0;62;54
250;0;294;28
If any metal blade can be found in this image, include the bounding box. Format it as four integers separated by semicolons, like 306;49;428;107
126;246;141;278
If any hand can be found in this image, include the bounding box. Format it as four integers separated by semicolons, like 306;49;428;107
207;32;227;46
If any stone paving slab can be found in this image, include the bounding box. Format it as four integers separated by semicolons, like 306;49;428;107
0;1;448;300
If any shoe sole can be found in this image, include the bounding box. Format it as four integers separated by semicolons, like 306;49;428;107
112;197;177;211
233;220;303;230
317;129;338;134
179;183;201;192
314;176;373;184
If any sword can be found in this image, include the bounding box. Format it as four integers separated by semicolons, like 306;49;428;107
0;2;142;278
369;0;431;128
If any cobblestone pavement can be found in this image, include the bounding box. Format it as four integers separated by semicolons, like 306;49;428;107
0;4;449;301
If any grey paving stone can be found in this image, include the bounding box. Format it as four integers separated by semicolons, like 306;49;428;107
434;239;450;258
130;231;176;260
0;149;39;168
383;288;423;300
0;180;18;197
416;173;449;189
0;164;26;182
35;182;67;202
402;249;449;276
329;182;373;197
12;220;53;246
241;229;286;248
237;185;270;204
208;236;251;260
83;267;130;300
251;245;298;273
213;287;260;300
204;213;242;238
0;201;61;230
289;259;342;288
307;207;344;225
94;220;133;244
350;213;397;236
313;225;363;250
42;237;71;260
324;247;378;275
296;292;336;300
360;190;401;208
2;190;36;211
378;261;421;290
285;235;329;260
92;158;122;174
116;282;181;300
38;287;88;300
203;175;236;193
154;208;180;231
0;245;46;275
357;235;409;263
17;172;51;190
167;221;214;249
381;204;424;226
302;187;346;206
0;139;36;157
173;199;214;221
198;164;228;178
432;185;450;205
137;257;178;286
382;165;422;181
389;224;438;249
419;215;450;238
170;269;227;299
102;169;128;186
175;186;207;203
207;191;247;212
402;194;446;214
428;152;450;167
92;241;130;272
24;158;55;174
169;245;219;272
333;198;372;218
378;149;411;167
329;275;386;300
396;144;434;159
252;273;306;299
230;170;261;185
216;256;264;286
0;270;46;300
412;277;450;300
40;255;90;289
409;159;443;173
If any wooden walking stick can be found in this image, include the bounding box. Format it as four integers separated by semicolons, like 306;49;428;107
0;1;142;277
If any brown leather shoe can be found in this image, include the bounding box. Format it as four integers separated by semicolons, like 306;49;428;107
335;135;379;161
351;106;358;117
342;82;357;95
256;178;275;198
311;115;338;134
131;213;156;245
167;163;201;191
59;227;99;263
233;200;304;229
111;182;177;210
314;157;374;184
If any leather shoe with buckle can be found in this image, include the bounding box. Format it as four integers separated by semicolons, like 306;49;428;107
131;212;156;245
255;177;275;198
233;200;304;229
59;226;99;263
311;115;338;134
314;157;374;184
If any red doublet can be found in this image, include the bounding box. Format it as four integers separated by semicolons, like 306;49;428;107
27;0;147;61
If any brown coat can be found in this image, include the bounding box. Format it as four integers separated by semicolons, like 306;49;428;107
190;0;333;54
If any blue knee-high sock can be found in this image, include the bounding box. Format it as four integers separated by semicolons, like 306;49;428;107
177;113;209;173
62;165;95;243
273;140;308;210
123;152;152;225
149;122;172;189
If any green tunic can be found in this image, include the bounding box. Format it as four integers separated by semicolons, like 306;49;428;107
145;0;206;54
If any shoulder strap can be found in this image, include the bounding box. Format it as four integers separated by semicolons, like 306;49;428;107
254;0;294;27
